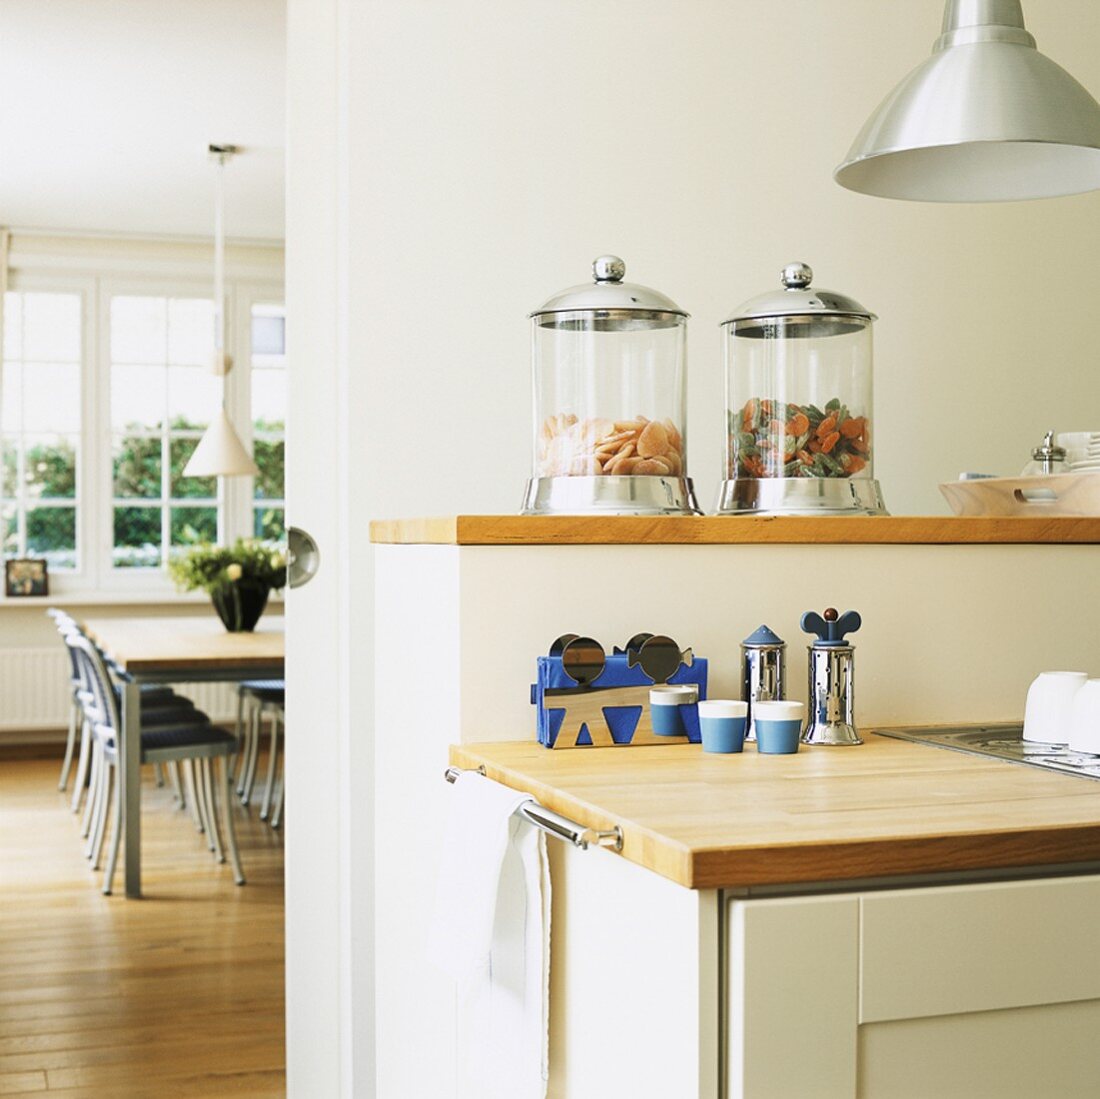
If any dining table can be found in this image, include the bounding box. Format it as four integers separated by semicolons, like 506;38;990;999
81;615;285;898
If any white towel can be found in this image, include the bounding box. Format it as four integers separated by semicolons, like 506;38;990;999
428;773;551;1099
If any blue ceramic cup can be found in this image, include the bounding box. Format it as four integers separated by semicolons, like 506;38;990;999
753;701;805;754
650;684;699;736
698;700;748;753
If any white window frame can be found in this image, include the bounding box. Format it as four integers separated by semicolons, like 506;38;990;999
5;259;283;597
4;271;96;583
236;288;287;543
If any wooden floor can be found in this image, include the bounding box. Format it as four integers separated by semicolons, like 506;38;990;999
0;756;286;1097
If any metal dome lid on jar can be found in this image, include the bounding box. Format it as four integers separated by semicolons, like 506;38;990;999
723;263;877;339
521;255;699;516
531;255;688;332
716;261;888;517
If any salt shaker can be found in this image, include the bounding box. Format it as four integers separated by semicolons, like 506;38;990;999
741;625;786;743
1020;429;1066;476
801;608;862;746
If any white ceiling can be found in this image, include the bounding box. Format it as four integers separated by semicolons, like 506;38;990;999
0;0;285;241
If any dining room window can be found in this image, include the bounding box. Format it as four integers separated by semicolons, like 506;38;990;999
109;295;223;568
250;303;286;541
1;237;283;593
1;290;83;570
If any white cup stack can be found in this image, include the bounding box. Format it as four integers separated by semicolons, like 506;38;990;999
1068;681;1100;755
1022;671;1087;746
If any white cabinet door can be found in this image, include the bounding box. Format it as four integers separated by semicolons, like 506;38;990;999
548;843;721;1099
728;874;1100;1099
726;894;859;1098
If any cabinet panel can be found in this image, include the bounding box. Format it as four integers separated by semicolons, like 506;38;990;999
858;999;1100;1098
727;895;859;1099
549;844;720;1099
861;875;1100;1023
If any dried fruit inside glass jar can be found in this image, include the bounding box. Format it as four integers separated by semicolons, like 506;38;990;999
730;397;871;479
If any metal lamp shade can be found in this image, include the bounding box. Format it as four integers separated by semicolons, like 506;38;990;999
183;408;258;478
835;0;1100;202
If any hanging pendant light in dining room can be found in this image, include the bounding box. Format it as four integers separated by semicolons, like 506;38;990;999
834;0;1100;202
184;144;259;478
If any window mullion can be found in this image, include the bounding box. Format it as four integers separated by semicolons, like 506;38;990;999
16;427;26;557
161;428;170;569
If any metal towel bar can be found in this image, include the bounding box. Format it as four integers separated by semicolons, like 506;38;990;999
444;766;623;852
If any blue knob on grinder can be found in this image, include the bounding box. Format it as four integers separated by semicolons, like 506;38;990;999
801;607;861;647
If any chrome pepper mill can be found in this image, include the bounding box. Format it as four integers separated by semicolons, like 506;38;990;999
801;608;862;746
741;625;786;742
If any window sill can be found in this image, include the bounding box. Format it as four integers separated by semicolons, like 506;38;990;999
0;591;286;609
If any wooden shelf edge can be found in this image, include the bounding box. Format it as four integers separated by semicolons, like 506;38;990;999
371;514;1100;546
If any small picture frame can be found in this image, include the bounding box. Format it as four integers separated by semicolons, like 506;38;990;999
5;558;49;598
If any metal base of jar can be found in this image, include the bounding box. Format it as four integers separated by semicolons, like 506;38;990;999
521;475;701;516
714;477;888;516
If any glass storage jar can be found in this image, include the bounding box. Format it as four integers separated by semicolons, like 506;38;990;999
716;262;887;515
521;255;700;515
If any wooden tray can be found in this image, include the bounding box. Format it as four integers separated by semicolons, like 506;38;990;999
940;472;1100;517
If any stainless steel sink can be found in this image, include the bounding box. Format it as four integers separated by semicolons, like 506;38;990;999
874;723;1100;781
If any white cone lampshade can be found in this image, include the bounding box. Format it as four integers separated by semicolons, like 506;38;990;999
835;0;1100;202
183;408;259;477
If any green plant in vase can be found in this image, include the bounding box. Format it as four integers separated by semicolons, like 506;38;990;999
169;539;287;632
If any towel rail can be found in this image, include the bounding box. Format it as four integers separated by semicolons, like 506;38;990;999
444;766;623;852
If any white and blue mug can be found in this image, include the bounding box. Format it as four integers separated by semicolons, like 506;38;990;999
753;700;805;754
649;684;699;736
698;699;748;754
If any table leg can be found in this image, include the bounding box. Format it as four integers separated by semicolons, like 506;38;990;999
122;680;142;898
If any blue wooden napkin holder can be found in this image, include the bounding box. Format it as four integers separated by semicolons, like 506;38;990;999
532;653;708;749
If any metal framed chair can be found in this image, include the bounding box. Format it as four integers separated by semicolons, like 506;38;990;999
68;634;245;894
59;619;192;818
235;679;285;824
47;608;83;792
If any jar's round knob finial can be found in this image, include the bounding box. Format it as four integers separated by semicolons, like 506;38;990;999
593;255;626;283
781;262;813;289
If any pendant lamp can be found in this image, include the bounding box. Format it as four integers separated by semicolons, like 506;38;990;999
184;144;259;478
835;0;1100;202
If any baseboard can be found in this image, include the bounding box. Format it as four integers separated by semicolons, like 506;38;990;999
0;726;67;746
0;730;66;760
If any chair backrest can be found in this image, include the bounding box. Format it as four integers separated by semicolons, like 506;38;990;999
50;610;84;685
67;634;121;743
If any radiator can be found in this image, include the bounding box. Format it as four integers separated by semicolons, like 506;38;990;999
0;648;238;734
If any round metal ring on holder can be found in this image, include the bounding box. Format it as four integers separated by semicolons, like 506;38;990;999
716;263;888;516
522;256;700;516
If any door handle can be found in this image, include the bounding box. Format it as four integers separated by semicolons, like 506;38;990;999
286;526;320;588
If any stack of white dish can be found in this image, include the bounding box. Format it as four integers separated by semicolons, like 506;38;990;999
1056;431;1100;472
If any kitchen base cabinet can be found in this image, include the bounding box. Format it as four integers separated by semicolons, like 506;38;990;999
726;875;1100;1098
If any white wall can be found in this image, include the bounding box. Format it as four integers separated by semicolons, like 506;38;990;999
286;1;1100;1094
352;0;1100;520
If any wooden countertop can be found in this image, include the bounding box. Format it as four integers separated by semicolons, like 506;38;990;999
450;734;1100;890
372;515;1100;545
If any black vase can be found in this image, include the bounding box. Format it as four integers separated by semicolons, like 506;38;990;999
211;579;270;632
